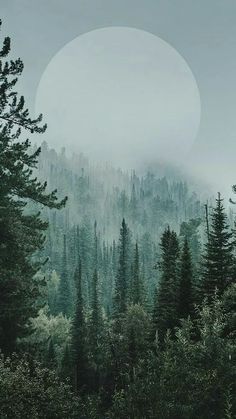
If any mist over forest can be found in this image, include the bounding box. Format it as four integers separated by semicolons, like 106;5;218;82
0;17;236;419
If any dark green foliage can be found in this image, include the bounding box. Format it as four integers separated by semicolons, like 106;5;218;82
222;283;236;339
71;262;88;391
108;297;236;419
152;227;179;342
46;338;57;369
57;234;71;316
202;194;235;300
0;21;66;354
0;354;81;418
88;269;105;391
178;238;194;319
60;344;73;382
179;218;201;266
130;243;145;306
113;219;131;317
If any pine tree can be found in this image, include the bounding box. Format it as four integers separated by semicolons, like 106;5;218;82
90;269;102;342
152;227;179;343
88;268;103;390
71;261;88;392
113;219;131;317
131;243;145;306
178;238;194;319
0;20;67;354
201;193;235;301
57;234;71;316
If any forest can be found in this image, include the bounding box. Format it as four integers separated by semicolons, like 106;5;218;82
0;19;235;419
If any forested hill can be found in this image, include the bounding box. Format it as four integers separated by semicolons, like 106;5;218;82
35;141;205;238
32;142;206;306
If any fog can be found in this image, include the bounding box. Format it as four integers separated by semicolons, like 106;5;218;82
2;0;236;197
35;27;200;171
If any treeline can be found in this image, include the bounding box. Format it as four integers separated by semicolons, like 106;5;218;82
0;19;235;419
35;139;204;243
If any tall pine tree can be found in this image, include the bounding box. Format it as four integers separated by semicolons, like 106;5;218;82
0;20;66;353
201;193;235;300
71;261;88;392
152;227;179;343
178;238;194;319
88;268;103;390
130;243;145;306
113;219;130;317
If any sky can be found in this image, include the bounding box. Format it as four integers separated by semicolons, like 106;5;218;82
35;27;201;169
1;0;236;195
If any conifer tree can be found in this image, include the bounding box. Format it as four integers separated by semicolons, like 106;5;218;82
178;238;194;319
88;268;103;390
90;269;102;342
152;227;179;342
57;234;71;316
131;243;145;306
202;193;235;300
113;219;131;316
71;261;88;391
0;20;66;353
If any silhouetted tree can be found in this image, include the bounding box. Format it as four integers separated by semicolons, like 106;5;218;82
0;20;66;354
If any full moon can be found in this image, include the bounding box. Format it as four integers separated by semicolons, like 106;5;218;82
35;27;201;168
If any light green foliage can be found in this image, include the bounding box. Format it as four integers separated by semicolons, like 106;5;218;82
21;307;71;363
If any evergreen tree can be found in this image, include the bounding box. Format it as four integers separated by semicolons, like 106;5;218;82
113;219;131;317
178;238;194;319
179;218;201;266
71;261;88;392
202;193;235;300
57;234;71;316
0;20;66;354
152;227;179;343
90;269;102;345
88;268;103;390
131;243;145;306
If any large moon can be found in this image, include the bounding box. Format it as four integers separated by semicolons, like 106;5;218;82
35;27;201;168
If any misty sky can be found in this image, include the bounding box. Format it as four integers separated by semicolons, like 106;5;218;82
1;0;236;194
35;27;201;169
